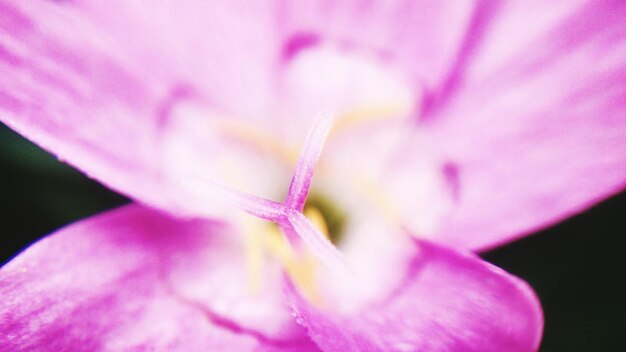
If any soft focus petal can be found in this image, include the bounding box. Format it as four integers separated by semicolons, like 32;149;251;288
0;1;284;217
276;0;477;92
424;0;626;250
0;205;318;351
287;238;543;352
0;1;487;223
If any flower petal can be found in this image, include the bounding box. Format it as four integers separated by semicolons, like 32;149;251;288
425;0;626;250
276;0;477;92
0;1;285;218
273;0;479;146
0;1;483;224
0;205;318;351
286;238;543;352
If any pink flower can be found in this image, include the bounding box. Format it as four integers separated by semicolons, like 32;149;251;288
1;1;625;351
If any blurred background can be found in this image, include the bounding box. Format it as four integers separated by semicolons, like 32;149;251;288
1;123;624;351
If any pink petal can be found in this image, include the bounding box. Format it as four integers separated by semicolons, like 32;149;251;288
276;0;477;92
0;1;284;218
425;1;626;250
286;238;543;352
0;205;318;351
0;1;482;225
272;0;479;145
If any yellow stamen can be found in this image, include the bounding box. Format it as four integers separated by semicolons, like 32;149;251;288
214;99;411;169
353;176;402;225
333;100;413;135
244;218;266;294
245;207;332;304
218;119;299;165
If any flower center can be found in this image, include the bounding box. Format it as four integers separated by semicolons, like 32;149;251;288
303;192;347;246
238;101;413;302
161;45;424;303
164;100;417;303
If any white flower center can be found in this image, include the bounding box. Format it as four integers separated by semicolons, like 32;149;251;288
159;44;455;304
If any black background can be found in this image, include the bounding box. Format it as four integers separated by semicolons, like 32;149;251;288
1;123;624;351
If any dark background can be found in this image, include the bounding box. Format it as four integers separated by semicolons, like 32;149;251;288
1;123;624;351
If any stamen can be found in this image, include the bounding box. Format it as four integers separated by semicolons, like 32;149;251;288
244;219;264;294
262;225;322;304
333;100;413;134
248;206;338;304
218;119;298;164
353;176;401;225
